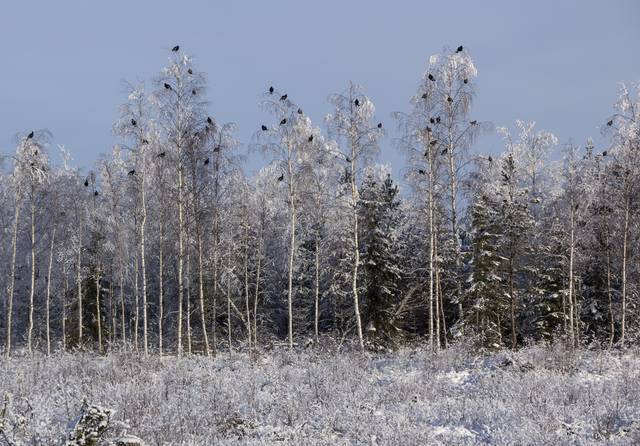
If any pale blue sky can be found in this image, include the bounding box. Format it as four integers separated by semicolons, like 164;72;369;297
1;0;638;176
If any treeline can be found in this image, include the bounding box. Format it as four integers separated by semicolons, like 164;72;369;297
0;46;638;356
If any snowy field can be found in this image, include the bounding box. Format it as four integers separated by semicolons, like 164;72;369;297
1;343;639;445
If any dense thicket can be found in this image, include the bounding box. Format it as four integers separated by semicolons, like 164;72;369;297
1;47;638;356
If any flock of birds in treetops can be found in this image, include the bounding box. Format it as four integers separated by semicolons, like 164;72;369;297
25;44;614;189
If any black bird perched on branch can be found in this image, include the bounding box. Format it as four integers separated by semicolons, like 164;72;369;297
430;140;438;146
606;120;613;126
94;191;99;196
157;152;166;158
261;125;268;131
213;146;220;153
280;94;287;101
172;45;180;52
277;173;284;182
207;117;213;125
354;99;360;106
308;135;314;142
456;45;464;53
34;150;38;156
128;169;136;176
280;118;287;125
447;96;453;103
131;119;137;126
422;93;428;99
428;74;435;82
142;139;149;144
441;148;448;155
345;156;351;163
269;86;274;94
436;117;441;123
430;118;435;124
418;169;426;175
471;120;478;125
463;78;468;84
164;83;172;90
187;68;193;75
488;156;493;163
84;179;89;187
192;89;197;96
27;131;34;139
298;108;303;115
602;151;607;156
204;158;209;165
377;123;383;129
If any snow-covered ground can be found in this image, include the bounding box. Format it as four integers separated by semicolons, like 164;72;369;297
1;343;639;445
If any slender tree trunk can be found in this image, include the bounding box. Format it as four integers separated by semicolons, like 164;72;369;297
509;257;517;350
227;262;232;356
95;268;102;353
77;240;83;348
287;157;296;349
119;261;126;349
428;166;435;351
133;255;139;352
212;245;218;356
45;230;55;355
605;228;614;349
446;129;463;322
350;157;364;351
197;231;209;356
314;235;320;343
434;223;440;351
62;263;68;351
5;191;21;356
158;222;164;356
620;194;629;346
177;165;185;357
253;235;262;350
186;250;192;355
140;173;149;357
568;207;576;348
243;224;252;354
28;197;36;354
109;269;115;347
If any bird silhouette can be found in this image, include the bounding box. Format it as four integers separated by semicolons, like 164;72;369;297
607;120;613;126
27;131;34;139
470;120;478;125
261;125;268;131
298;108;303;115
422;93;428;99
157;152;166;158
428;74;435;82
308;135;314;142
269;86;274;94
488;156;493;163
430;118;435;124
192;89;197;95
280;94;288;101
94;191;99;196
418;169;426;175
213;146;220;152
602;151;608;156
441;148;448;155
345;156;351;163
142;139;149;144
128;169;136;176
34;150;38;156
131;119;137;126
354;99;360;106
436;117;441;123
430;140;438;146
456;45;464;53
172;45;180;52
187;68;193;75
207;117;213;125
463;78;469;84
280;118;287;125
277;173;284;182
447;96;453;103
204;158;210;165
84;179;89;187
164;83;172;90
377;123;383;129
